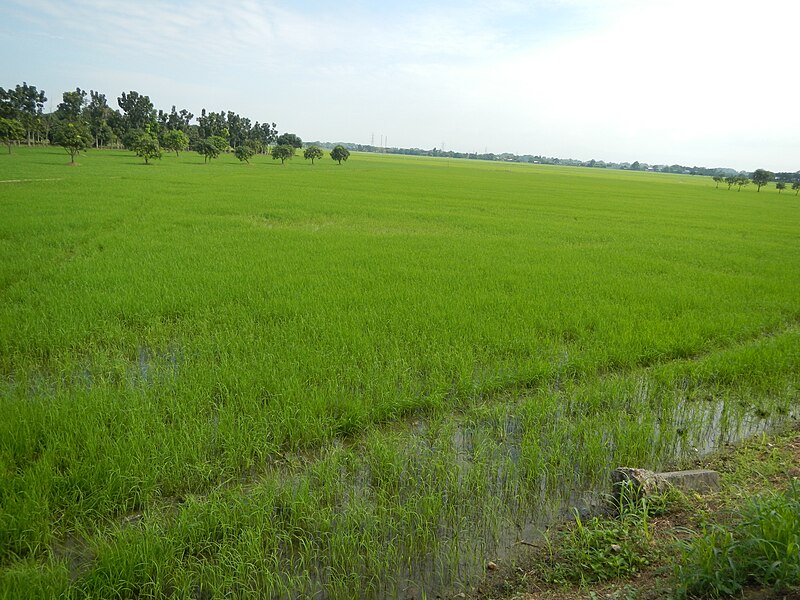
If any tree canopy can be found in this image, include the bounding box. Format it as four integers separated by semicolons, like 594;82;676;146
53;120;91;164
162;129;189;158
271;144;294;164
234;144;256;164
331;145;350;165
751;169;772;192
131;129;162;164
56;88;87;122
277;133;302;148
303;145;323;164
196;136;228;163
0;117;25;153
735;176;750;192
0;82;47;144
118;91;156;132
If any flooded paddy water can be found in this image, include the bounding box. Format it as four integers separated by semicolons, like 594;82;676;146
2;337;797;599
1;328;797;600
207;371;796;600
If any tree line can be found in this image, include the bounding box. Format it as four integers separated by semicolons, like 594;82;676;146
0;82;350;166
313;142;798;184
711;169;800;195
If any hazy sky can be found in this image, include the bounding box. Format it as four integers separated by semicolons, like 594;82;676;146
2;0;798;171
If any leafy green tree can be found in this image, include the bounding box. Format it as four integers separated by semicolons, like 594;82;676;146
117;91;156;135
209;135;228;153
751;169;772;192
131;130;162;164
162;129;189;158
197;139;220;163
56;88;87;122
85;91;113;148
227;111;252;148
196;136;228;163
303;145;323;164
775;182;786;194
197;110;229;140
251;122;277;152
0;82;47;145
793;181;800;196
271;144;294;165
276;132;302;148
0;117;25;153
52;120;91;164
158;106;193;132
712;175;724;189
330;145;350;165
735;176;749;192
724;176;737;190
234;144;256;163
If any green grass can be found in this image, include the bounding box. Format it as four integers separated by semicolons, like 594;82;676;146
1;147;798;598
674;481;800;597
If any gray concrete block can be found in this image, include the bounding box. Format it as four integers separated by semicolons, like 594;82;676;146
657;469;720;493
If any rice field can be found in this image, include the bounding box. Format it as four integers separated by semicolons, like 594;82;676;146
1;147;798;598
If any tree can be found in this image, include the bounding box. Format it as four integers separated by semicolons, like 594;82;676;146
85;91;113;148
751;169;772;192
330;145;350;165
735;176;750;192
793;181;800;196
250;122;278;153
197;139;220;163
775;182;786;194
276;132;302;148
251;122;277;152
0;82;47;145
162;129;189;158
197;110;229;140
117;91;156;135
158;106;193;132
56;88;87;122
209;135;228;153
712;175;724;189
724;175;737;190
234;144;256;163
131;129;162;164
196;136;228;163
0;117;25;153
53;120;91;164
271;144;294;165
227;111;252;149
303;145;323;164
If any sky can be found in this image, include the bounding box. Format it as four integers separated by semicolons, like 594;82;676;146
1;0;798;172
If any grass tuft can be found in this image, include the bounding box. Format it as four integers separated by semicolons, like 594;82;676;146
674;480;800;597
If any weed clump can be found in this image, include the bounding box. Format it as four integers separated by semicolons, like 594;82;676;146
542;485;681;585
674;480;800;597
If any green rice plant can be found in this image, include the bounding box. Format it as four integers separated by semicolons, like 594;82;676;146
1;148;799;597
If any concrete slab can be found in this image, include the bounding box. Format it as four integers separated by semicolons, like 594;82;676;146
658;469;720;493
